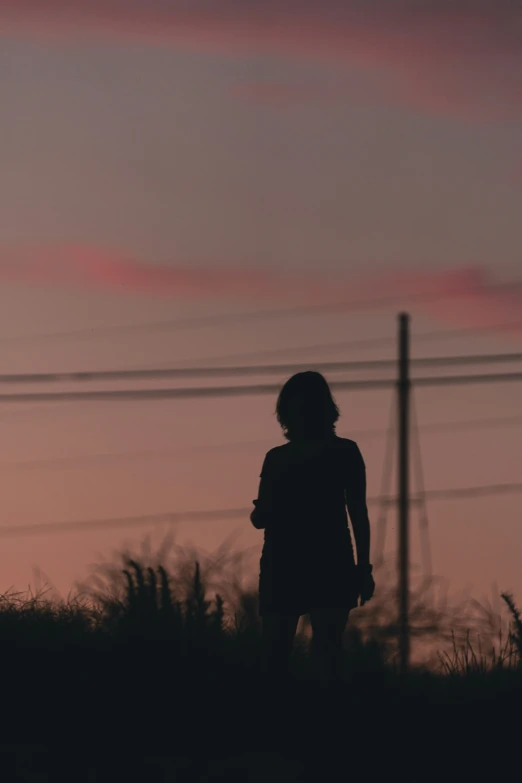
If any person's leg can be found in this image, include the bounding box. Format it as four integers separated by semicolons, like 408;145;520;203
261;613;300;685
309;608;350;685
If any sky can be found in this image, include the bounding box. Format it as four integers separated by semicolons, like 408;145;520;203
0;1;521;611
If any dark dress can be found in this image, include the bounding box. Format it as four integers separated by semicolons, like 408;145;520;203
256;435;369;617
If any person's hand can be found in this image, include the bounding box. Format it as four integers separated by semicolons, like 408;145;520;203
358;564;375;606
250;500;265;530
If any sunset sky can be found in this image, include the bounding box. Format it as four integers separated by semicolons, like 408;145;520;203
0;2;521;608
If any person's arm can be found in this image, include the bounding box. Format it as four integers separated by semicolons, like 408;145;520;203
346;443;371;568
346;443;375;605
250;485;267;529
250;453;273;530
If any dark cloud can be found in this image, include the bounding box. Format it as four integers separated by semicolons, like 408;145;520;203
1;1;521;121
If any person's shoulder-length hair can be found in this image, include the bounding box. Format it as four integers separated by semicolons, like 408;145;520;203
276;371;340;442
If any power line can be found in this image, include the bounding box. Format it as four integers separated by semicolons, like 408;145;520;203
161;318;522;368
0;412;521;472
179;336;399;366
418;414;522;434
0;306;327;344
2;285;520;345
0;298;417;345
410;320;522;345
0;359;390;384
373;394;396;567
0;441;283;471
2;350;522;386
414;371;522;388
0;359;391;384
411;392;433;587
0;377;392;405
0;508;249;538
423;482;522;502
412;352;522;369
1;481;521;538
0;368;522;405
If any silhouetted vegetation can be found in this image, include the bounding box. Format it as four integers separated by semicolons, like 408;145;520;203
0;543;520;781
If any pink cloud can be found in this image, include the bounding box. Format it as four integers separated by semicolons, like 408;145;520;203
2;244;522;336
420;268;522;333
0;2;520;122
1;245;306;302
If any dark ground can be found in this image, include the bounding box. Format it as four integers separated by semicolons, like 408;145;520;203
0;560;519;782
0;644;520;782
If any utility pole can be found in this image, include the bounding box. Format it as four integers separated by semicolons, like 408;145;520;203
398;313;411;673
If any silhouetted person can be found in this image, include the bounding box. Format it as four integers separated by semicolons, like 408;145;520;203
250;371;375;686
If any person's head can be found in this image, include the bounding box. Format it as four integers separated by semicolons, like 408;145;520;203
276;371;340;442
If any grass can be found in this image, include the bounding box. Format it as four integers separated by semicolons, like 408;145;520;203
0;545;520;781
